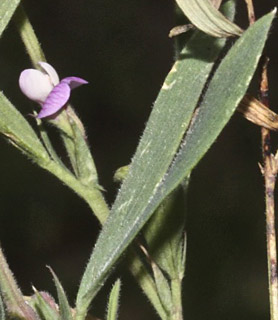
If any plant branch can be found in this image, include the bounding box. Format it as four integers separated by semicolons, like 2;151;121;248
13;4;45;66
260;57;278;320
244;0;256;25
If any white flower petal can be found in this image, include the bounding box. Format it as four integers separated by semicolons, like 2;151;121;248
39;61;60;86
19;69;53;104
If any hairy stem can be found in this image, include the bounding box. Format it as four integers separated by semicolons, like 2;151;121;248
171;278;183;320
13;4;45;66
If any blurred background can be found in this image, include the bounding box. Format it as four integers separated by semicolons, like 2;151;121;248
0;0;278;319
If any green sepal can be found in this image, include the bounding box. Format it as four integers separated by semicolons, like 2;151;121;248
30;288;60;320
151;263;172;315
106;280;121;320
48;267;73;320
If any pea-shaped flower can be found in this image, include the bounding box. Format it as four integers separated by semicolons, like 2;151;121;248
19;62;88;118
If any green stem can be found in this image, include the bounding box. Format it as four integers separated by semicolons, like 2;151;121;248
13;4;46;66
0;248;37;320
13;6;167;320
43;160;109;224
170;278;183;320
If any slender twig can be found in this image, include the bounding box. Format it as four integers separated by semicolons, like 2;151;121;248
260;57;278;320
243;2;278;319
244;0;256;25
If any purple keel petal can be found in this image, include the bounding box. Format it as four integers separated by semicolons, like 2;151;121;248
37;82;71;118
61;77;88;90
19;69;53;104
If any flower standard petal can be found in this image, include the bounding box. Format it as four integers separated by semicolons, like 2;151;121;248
38;62;60;86
19;69;54;104
37;82;71;118
61;77;88;89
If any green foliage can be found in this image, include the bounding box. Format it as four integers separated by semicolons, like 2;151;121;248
0;1;276;320
151;262;172;315
148;10;276;213
144;184;188;280
65;110;99;189
75;11;274;320
30;289;59;320
0;0;21;38
106;280;121;320
48;268;73;320
0;92;50;164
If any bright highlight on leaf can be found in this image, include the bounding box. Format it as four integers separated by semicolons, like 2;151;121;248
175;0;243;37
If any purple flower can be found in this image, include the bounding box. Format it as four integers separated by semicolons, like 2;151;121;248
19;62;88;118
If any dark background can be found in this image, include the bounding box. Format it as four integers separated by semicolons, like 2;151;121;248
0;0;278;319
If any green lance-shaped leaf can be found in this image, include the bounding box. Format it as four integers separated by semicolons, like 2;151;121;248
0;92;50;164
106;280;121;320
151;263;172;315
48;267;73;320
75;2;236;317
74;9;274;319
146;9;276;222
0;0;21;38
175;0;243;37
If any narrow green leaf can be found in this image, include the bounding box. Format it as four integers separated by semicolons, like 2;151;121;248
127;250;167;320
0;0;21;38
48;267;73;320
35;115;67;169
31;288;60;320
106;280;121;320
148;9;276;218
75;2;235;317
143;186;186;279
75;8;274;319
0;295;5;320
0;92;50;164
175;0;242;37
151;263;172;315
